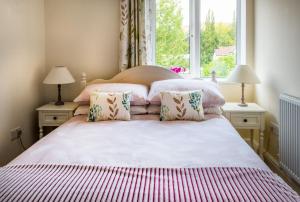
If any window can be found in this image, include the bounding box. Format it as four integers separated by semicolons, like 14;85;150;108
151;0;244;78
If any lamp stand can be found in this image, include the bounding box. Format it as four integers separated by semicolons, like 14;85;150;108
238;83;248;107
55;84;64;106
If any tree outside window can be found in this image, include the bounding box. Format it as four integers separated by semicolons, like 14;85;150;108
155;0;237;78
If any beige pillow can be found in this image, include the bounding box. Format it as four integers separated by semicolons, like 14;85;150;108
160;91;204;121
88;91;131;121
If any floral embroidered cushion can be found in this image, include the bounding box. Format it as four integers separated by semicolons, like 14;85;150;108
160;91;205;121
88;91;131;121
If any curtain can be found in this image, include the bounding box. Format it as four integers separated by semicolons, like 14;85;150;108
119;0;152;71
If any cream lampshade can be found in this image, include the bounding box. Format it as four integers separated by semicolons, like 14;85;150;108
43;66;75;105
227;64;260;107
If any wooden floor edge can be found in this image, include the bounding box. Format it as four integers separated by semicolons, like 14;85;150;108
264;151;300;194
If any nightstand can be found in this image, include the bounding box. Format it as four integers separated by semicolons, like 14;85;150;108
36;102;79;139
222;103;266;158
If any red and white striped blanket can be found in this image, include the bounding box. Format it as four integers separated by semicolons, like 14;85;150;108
0;165;299;202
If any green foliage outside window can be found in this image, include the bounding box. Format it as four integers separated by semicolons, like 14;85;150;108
156;0;236;78
156;0;189;69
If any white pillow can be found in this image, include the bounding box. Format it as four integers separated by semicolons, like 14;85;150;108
146;105;222;115
147;79;225;108
75;105;147;116
160;90;205;121
87;91;131;121
147;105;161;114
74;83;148;105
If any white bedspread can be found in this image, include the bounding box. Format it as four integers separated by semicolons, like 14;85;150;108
9;115;268;170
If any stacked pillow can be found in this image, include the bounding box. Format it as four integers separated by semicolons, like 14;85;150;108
74;83;149;121
74;83;148;105
146;79;225;117
73;79;225;121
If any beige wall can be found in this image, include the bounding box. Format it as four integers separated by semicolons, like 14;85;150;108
43;0;255;104
44;0;120;103
254;0;300;156
255;0;300;125
0;0;45;165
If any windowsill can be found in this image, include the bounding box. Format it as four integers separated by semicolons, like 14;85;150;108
180;74;239;85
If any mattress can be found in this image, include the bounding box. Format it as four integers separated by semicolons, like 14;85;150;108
9;115;267;170
2;115;299;201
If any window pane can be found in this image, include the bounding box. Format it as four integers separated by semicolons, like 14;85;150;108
156;0;190;74
200;0;236;77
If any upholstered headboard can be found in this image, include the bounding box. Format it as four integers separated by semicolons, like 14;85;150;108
81;65;217;88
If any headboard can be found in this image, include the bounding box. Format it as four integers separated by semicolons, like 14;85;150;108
81;65;217;88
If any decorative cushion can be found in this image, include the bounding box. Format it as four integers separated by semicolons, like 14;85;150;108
74;83;148;106
147;79;225;108
87;91;131;121
160;91;205;121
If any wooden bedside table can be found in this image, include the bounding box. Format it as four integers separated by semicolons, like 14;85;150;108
222;103;266;158
36;102;79;139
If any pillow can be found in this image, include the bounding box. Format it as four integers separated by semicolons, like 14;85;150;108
147;105;161;114
147;79;225;108
75;105;147;116
147;105;222;115
87;91;131;121
74;105;89;116
160;91;205;121
204;106;223;115
74;83;148;105
130;105;148;115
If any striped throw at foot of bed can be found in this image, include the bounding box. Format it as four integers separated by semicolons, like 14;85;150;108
0;165;299;202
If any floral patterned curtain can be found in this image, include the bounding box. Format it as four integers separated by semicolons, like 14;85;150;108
119;0;152;71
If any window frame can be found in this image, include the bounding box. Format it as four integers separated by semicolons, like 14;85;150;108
150;0;245;78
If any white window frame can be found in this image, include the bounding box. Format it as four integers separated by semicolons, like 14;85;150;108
150;0;245;78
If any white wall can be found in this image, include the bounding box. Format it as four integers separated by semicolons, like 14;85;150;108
44;0;120;103
255;0;300;122
0;0;45;165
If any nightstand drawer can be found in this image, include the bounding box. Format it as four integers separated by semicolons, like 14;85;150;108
230;113;261;128
42;112;69;125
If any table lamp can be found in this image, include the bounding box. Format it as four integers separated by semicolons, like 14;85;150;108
43;66;75;105
227;64;260;107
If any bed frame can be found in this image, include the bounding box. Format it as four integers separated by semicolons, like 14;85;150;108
81;65;217;88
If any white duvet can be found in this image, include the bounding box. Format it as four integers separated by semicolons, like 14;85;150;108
9;115;268;170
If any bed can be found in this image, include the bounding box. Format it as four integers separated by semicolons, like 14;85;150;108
0;66;299;202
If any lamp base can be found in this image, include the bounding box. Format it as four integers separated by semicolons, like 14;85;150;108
55;100;64;106
55;84;64;105
238;103;248;107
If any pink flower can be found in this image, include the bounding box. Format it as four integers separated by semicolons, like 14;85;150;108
170;66;186;74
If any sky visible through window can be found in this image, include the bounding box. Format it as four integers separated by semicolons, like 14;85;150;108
180;0;236;25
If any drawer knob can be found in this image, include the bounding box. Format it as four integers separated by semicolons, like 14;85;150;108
243;119;248;123
53;116;57;120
